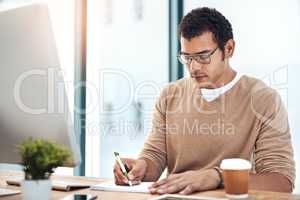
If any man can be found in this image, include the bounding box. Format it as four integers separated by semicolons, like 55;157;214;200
113;7;295;195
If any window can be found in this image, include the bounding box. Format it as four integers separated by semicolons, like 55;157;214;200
86;0;169;178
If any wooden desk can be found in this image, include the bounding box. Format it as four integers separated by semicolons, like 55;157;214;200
1;171;299;200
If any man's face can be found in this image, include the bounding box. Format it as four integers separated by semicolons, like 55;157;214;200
180;32;229;89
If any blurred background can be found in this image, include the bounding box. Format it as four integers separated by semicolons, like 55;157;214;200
0;0;299;193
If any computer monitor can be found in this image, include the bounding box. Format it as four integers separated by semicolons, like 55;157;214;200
0;3;80;167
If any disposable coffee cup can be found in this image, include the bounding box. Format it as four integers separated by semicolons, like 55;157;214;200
220;158;251;199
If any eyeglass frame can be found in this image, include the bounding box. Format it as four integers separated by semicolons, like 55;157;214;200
177;46;219;66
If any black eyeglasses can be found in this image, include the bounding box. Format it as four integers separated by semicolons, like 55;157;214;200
177;47;218;65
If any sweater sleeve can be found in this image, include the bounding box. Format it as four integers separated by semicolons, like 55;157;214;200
138;87;168;181
253;88;295;187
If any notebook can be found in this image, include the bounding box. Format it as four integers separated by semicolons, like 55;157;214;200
91;181;153;193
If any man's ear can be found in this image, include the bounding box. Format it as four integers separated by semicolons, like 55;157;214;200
224;39;235;58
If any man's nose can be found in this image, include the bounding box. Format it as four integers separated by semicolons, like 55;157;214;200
189;59;202;72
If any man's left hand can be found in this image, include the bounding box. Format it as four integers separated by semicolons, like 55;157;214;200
148;169;221;195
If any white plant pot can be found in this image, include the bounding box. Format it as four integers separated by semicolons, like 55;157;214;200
21;179;51;200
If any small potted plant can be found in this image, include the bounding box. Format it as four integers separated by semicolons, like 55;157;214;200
18;138;72;200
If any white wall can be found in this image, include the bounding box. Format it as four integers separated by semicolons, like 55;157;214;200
185;0;300;193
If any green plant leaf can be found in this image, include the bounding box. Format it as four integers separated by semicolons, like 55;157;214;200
18;138;73;180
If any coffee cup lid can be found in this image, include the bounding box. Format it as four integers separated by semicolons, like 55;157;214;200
220;158;251;170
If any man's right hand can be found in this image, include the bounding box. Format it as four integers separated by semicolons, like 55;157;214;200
113;158;147;185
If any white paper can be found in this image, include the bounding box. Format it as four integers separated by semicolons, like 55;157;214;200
90;181;153;193
149;194;228;200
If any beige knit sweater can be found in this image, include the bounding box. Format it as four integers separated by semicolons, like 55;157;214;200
138;75;295;186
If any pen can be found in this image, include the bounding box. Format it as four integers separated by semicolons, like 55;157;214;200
114;152;132;186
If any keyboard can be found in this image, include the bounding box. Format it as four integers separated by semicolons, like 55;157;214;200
6;178;90;191
0;188;21;196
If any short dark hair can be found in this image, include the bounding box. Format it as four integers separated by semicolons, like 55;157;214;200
179;7;233;51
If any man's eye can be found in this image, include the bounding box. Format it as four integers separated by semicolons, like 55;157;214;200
198;54;209;60
185;56;193;61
